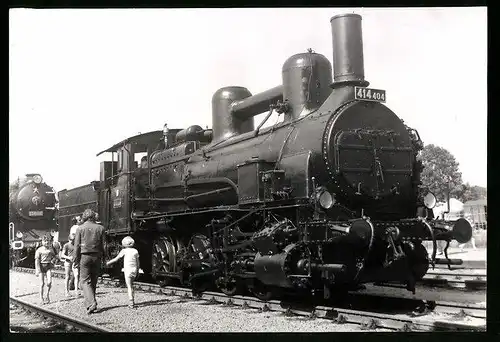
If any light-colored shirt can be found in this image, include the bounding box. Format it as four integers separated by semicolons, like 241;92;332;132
117;248;139;272
70;224;79;236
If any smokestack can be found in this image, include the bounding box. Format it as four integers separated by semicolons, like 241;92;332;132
330;13;369;88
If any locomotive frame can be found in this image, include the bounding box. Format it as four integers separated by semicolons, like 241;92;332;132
56;13;472;299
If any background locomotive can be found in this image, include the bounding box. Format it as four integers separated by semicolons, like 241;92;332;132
9;173;58;268
57;13;472;299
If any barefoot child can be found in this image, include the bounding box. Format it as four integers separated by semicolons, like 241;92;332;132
60;233;80;297
106;236;140;308
34;235;56;304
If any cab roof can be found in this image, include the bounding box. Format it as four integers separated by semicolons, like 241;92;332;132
96;130;164;156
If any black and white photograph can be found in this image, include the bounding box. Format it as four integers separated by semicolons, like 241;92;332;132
9;6;487;333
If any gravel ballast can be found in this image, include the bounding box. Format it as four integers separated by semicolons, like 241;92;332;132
10;271;388;332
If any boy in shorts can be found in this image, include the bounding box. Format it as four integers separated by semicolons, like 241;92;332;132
34;235;56;304
106;236;140;308
61;233;80;297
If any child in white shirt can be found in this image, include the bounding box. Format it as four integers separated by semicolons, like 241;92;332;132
106;236;140;308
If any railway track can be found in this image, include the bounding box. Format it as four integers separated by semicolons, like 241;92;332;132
11;267;486;332
99;277;486;331
9;296;111;333
42;264;490;291
421;270;486;289
376;271;487;290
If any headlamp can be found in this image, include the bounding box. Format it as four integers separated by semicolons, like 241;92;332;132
33;175;43;184
423;192;437;209
316;188;335;209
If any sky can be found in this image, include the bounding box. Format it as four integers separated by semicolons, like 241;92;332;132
9;7;487;191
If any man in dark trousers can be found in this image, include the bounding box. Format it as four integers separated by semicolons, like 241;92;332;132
74;209;105;314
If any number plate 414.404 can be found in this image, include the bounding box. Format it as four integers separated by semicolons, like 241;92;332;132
355;87;386;103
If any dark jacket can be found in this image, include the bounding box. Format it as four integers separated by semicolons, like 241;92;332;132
74;221;105;261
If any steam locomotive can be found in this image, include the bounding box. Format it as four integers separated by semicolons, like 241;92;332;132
58;13;472;299
9;173;58;268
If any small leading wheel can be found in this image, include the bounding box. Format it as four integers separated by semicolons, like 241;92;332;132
191;277;211;295
218;278;241;296
251;281;276;301
406;242;430;280
156;278;169;288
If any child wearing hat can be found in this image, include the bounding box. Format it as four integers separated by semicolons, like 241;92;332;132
106;236;140;308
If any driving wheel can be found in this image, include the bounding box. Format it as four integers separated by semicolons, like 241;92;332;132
151;237;177;287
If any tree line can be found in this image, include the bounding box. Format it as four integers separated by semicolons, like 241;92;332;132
419;144;486;203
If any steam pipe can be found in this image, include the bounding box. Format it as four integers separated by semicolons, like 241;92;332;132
330;13;369;88
230;85;283;120
433;258;463;266
310;263;346;272
443;184;451;219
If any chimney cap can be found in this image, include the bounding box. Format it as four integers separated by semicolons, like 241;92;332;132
330;13;362;22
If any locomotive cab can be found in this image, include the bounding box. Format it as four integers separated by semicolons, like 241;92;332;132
97;130;167;233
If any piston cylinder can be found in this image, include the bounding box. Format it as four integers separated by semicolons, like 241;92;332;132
253;243;309;288
330;13;369;88
254;252;294;288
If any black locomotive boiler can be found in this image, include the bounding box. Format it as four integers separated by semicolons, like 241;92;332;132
58;13;472;299
9;173;58;268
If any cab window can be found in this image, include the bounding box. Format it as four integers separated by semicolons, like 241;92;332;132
135;152;148;169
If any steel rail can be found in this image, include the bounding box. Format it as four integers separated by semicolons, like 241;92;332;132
420;273;487;288
9;296;112;333
140;282;485;331
16;265;487;293
426;271;486;277
431;260;486;270
18;265;487;292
